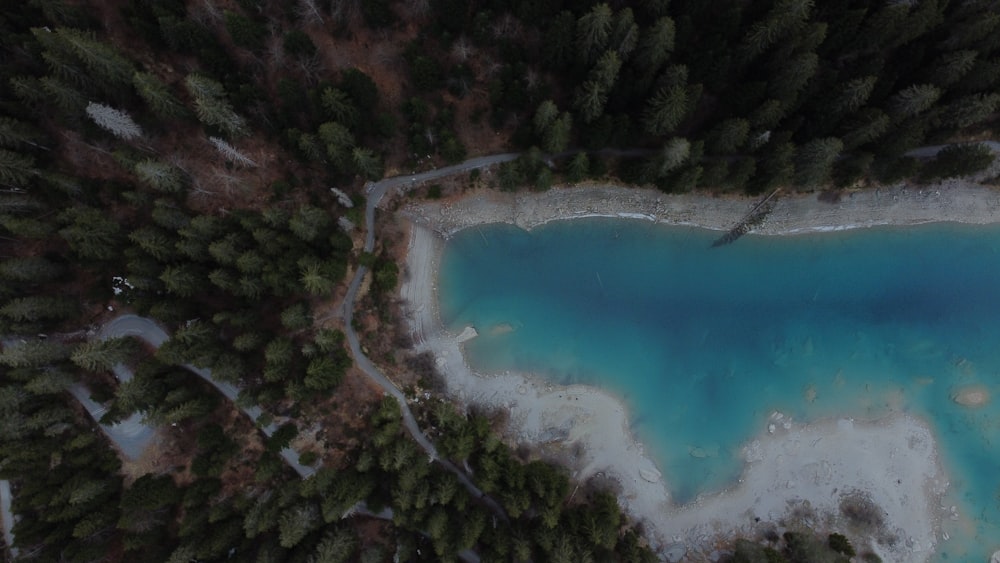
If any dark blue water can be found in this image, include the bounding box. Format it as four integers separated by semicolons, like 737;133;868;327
439;219;1000;560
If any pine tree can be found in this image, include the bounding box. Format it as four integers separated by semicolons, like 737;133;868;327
289;205;331;242
940;93;1000;129
54;28;134;87
929;49;977;87
543;11;577;69
0;339;69;368
534;100;559;136
0;117;46;149
134;160;186;193
9;76;47;107
24;367;74;395
132;72;186;118
589;50;621;91
841;108;891;149
833;76;877;113
642;85;687;135
740;0;814;61
0;257;62;283
0;296;75;322
85;102;143;140
794;137;843;188
278;504;320;548
224;11;266;51
769;52;818;101
160;264;202;297
543;113;572;154
185;75;247;137
566;153;590;182
706;118;750;154
609;8;639;58
299;260;335;295
574;81;607;124
320;88;359;125
280;302;312;331
888;84;941;118
59;207;122;260
305;356;343;391
636;16;675;71
309;528;356;563
647;137;690;178
351;147;383;180
576;4;613;64
923;143;996;180
36;76;86;114
0;149;36;187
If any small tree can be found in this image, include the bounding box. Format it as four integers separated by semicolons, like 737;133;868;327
833;76;877;113
576;3;613;63
533;100;559;136
134;159;186;193
71;337;136;372
133;72;187;118
794;137;844;188
85;102;143;140
888;84;941;118
922;143;996;180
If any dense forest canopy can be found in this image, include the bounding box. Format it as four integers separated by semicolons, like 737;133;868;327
0;0;995;561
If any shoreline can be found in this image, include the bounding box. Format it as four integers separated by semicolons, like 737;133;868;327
400;180;1000;238
395;183;987;561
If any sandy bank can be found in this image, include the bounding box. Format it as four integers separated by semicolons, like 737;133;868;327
400;181;1000;238
393;178;1000;559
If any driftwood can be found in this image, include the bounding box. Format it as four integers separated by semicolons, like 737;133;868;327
712;188;781;247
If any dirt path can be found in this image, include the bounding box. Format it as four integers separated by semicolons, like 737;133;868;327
342;155;524;524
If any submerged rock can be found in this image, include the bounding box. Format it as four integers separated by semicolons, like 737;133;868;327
952;386;990;407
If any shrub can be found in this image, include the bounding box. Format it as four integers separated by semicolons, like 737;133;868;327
827;533;855;556
299;451;319;466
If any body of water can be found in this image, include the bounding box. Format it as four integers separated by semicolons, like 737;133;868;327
438;218;1000;561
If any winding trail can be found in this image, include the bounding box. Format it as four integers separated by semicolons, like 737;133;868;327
97;315;317;478
904;140;1000;158
345;155;521;522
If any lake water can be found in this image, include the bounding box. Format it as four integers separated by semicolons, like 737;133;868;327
438;218;1000;561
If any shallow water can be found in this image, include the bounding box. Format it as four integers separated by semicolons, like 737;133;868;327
438;218;1000;561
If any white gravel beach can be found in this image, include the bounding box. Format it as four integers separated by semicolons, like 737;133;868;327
397;180;1000;561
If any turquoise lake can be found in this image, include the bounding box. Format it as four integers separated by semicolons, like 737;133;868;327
438;218;1000;561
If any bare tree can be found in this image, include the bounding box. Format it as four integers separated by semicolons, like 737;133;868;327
191;0;223;26
330;0;360;24
85;102;143;140
296;0;325;24
297;54;325;85
209;137;257;168
401;0;431;18
492;14;521;39
451;36;473;63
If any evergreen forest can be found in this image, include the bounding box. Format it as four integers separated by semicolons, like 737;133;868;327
0;0;996;562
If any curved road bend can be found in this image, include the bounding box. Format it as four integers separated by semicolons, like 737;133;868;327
0;479;16;560
345;155;523;522
100;315;316;478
